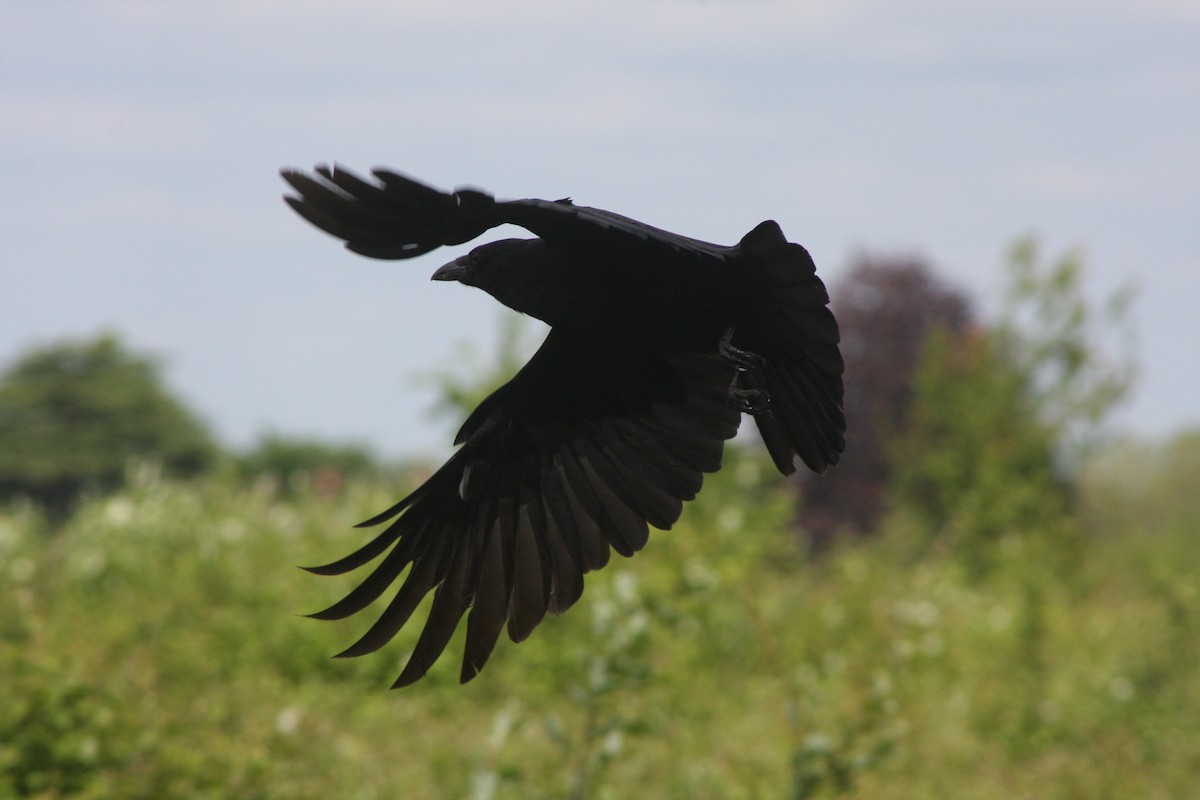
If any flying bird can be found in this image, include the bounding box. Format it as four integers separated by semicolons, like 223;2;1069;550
280;165;845;687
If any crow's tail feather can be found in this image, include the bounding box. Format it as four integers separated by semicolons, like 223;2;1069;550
736;221;845;474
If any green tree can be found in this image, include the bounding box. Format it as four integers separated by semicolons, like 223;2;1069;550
0;333;217;516
995;236;1137;464
886;238;1135;570
887;327;1067;567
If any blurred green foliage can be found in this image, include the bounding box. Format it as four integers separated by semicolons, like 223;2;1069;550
994;236;1137;463
887;328;1070;573
233;434;383;498
1;436;1197;798
0;334;217;517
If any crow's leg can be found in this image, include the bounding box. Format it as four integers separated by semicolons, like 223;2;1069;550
719;326;770;414
718;325;765;371
727;386;770;414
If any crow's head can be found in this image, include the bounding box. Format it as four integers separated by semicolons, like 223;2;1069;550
432;238;561;325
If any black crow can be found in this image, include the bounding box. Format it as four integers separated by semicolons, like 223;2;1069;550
280;165;844;686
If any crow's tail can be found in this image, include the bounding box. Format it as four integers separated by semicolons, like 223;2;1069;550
736;221;845;474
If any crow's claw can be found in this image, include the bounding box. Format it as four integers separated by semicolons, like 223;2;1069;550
726;387;771;415
719;326;765;371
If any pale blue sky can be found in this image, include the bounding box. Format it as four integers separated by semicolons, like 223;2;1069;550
2;1;1197;458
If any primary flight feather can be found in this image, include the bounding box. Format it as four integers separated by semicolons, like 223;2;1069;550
281;165;845;687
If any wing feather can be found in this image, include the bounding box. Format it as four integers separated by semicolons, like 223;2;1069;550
507;481;551;643
460;496;506;668
540;476;587;615
557;441;651;558
543;460;612;573
306;329;738;685
393;527;476;687
281;165;739;267
334;531;454;658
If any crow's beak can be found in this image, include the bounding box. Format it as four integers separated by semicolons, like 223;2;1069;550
432;256;471;282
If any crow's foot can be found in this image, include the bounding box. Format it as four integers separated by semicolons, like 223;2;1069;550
726;387;771;415
719;326;765;371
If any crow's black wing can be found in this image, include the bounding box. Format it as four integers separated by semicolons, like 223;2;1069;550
501;200;734;262
281;165;501;259
305;327;740;687
280;165;734;263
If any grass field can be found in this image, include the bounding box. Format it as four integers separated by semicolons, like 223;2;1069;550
2;441;1198;799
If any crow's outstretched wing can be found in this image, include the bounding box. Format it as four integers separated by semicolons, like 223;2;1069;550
305;327;740;687
280;165;733;263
